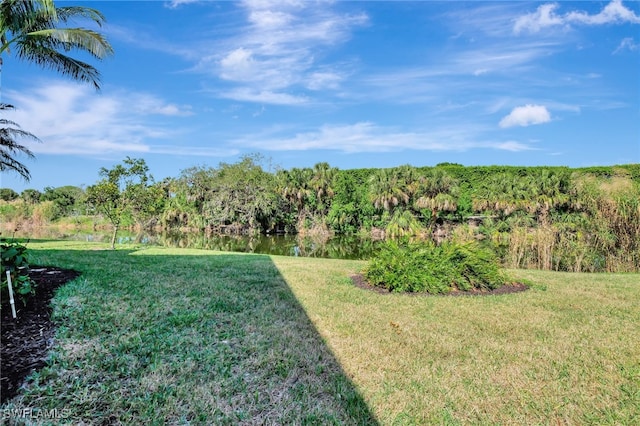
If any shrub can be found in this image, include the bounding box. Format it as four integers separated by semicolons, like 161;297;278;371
0;199;31;222
365;240;507;294
32;200;59;224
1;238;36;306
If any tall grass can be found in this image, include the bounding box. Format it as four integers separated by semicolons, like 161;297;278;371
503;183;640;272
2;241;639;424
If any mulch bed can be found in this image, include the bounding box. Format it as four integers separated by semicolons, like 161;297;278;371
351;274;529;296
1;267;80;403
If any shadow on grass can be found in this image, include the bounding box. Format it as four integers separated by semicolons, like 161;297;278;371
4;247;379;425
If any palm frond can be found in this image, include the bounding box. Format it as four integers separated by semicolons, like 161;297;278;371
15;42;101;88
2;0;113;88
39;28;113;58
0;107;41;180
56;6;106;25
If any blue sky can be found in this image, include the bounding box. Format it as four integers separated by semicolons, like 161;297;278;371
1;0;639;192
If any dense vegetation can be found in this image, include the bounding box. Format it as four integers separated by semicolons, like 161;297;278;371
365;240;507;293
1;158;639;272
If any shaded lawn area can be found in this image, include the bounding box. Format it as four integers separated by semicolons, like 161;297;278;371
2;240;639;424
2;242;375;424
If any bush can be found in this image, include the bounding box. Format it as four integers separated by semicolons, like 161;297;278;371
32;200;59;224
365;240;507;294
1;238;36;306
0;199;31;222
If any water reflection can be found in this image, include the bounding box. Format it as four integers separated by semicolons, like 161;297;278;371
3;227;380;260
160;230;379;260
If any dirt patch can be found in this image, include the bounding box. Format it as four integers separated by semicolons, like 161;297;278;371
1;267;80;403
351;274;529;296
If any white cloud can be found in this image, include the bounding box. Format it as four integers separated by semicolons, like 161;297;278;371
566;0;640;25
514;0;640;34
248;9;293;28
165;0;200;9
499;105;551;128
219;88;308;105
358;37;561;106
306;71;344;90
453;40;559;74
514;3;565;34
202;1;367;104
613;37;640;53
130;94;193;117
494;141;534;152
443;3;523;38
2;81;209;156
219;48;256;82
232;122;535;153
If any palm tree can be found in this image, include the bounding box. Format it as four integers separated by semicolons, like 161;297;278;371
414;168;459;218
275;167;314;231
310;162;337;216
277;167;312;213
395;164;420;197
473;173;521;216
0;103;39;180
385;209;423;238
530;169;570;221
415;192;457;214
1;0;113;90
368;169;409;212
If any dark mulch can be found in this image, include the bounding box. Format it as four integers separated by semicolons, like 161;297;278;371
1;267;80;403
351;274;529;296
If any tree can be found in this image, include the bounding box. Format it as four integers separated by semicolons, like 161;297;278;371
0;187;18;201
368;169;409;212
385;209;423;238
309;162;337;215
0;104;39;180
276;167;313;225
471;168;570;222
164;166;216;229
41;185;85;217
20;188;41;204
86;157;154;249
414;168;459;219
528;169;571;223
1;0;113;89
200;155;279;233
326;170;372;234
86;181;120;247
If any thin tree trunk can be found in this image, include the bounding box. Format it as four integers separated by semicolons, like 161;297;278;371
110;224;119;250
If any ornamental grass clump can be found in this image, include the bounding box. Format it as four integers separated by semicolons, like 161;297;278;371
365;240;507;293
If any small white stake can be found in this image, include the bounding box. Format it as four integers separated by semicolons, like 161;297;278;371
6;270;17;319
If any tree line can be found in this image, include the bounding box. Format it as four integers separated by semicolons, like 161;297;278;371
2;2;638;273
1;157;639;272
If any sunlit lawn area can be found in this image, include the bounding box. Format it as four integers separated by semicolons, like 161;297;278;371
3;240;639;424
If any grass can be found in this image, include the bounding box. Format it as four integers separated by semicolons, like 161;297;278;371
3;240;639;424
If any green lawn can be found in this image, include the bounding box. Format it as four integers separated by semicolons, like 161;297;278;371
3;240;639;424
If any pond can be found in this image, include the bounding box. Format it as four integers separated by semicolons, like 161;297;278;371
1;227;381;260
